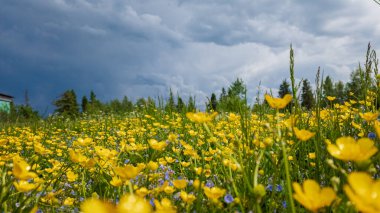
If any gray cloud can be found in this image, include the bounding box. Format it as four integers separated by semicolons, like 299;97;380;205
0;0;379;112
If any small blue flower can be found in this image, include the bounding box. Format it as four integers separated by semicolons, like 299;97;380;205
276;184;283;192
282;201;287;208
368;132;376;139
266;184;273;191
205;180;214;188
150;198;155;207
224;194;234;204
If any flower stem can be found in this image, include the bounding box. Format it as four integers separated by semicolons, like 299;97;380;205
276;110;296;213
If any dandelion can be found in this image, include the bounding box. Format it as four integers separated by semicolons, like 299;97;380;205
293;179;336;212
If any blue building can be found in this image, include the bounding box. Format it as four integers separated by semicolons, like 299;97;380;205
0;93;14;113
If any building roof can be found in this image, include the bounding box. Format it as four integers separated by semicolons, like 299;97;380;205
0;93;14;102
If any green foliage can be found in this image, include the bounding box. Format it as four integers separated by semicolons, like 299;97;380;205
53;89;79;118
207;93;218;112
0;103;40;123
218;78;248;112
278;79;291;98
301;79;315;110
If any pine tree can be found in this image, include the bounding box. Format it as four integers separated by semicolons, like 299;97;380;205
323;76;335;98
207;93;218;112
54;90;79;118
187;96;196;112
334;81;345;103
301;79;315;110
88;90;102;113
81;96;88;113
165;89;176;112
177;95;185;113
278;79;291;98
121;96;134;112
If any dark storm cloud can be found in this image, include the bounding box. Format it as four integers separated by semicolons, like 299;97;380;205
0;0;379;112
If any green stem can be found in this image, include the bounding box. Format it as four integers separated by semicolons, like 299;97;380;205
276;110;296;213
253;150;264;187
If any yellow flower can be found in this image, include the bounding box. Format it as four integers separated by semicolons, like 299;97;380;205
63;197;75;206
148;139;167;151
66;171;78;182
203;186;226;202
327;96;336;101
293;127;315;141
12;156;37;180
147;161;159;170
110;176;123;187
173;179;187;189
360;112;379;122
81;198;115;213
186;112;218;123
154;198;176;213
264;94;292;109
344;172;380;213
308;153;316;159
69;150;88;164
117;194;152;213
114;165;142;180
374;121;380;139
180;191;196;204
293;180;336;213
135;187;149;197
327;137;378;162
164;186;175;194
13;180;37;192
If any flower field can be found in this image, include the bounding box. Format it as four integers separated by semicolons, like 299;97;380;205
1;91;380;213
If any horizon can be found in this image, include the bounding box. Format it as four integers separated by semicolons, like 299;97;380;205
1;0;379;113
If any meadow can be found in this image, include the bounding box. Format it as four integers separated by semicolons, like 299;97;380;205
1;47;380;213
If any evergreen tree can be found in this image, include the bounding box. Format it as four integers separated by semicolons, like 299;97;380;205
346;69;364;100
218;78;248;112
177;95;185;113
81;96;88;113
334;81;345;103
187;96;196;112
135;98;147;110
210;93;218;111
165;89;176;112
121;96;134;112
278;79;291;98
301;79;315;110
323;76;335;98
88;90;102;112
54;89;79;118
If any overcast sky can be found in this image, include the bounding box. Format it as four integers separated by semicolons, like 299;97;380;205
1;0;379;114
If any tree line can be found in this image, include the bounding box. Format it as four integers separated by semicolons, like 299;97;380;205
2;44;378;121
